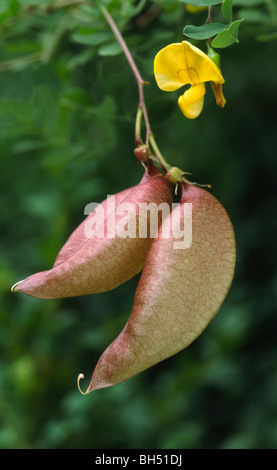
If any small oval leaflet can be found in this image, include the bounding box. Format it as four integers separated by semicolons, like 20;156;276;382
184;23;227;40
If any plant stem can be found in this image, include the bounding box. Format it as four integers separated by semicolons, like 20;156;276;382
100;5;143;83
206;6;212;24
100;4;163;153
135;106;143;146
149;135;169;173
100;5;204;187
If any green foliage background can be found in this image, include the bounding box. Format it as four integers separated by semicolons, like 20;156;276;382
1;0;277;449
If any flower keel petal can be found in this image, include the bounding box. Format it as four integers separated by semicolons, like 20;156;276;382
178;83;206;119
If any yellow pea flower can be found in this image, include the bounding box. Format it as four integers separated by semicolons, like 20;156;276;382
154;41;226;119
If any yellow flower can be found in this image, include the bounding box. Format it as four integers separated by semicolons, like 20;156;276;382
154;41;226;119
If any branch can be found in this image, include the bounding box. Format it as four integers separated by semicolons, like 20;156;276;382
100;4;152;146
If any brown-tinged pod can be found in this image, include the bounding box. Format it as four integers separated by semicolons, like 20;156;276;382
11;163;172;299
80;183;236;392
53;186;134;268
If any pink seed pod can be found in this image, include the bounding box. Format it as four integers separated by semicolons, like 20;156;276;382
80;183;236;393
55;164;164;267
11;163;172;299
53;186;135;268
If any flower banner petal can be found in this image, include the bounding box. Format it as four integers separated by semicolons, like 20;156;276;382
181;41;225;85
154;42;192;91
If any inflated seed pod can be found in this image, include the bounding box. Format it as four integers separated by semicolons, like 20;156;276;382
12;163;172;299
80;182;236;392
53;186;134;268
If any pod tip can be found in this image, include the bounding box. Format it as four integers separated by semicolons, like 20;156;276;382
11;280;23;292
77;373;90;395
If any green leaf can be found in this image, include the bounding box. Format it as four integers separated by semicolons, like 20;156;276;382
179;0;222;6
212;19;244;48
212;29;235;48
71;30;113;47
124;0;148;18
97;41;122;57
222;0;233;23
66;49;95;70
183;23;226;40
229;18;244;36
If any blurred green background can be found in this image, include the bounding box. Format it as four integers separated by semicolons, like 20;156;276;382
1;0;277;449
